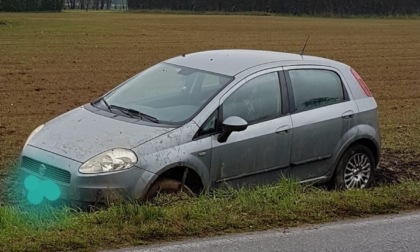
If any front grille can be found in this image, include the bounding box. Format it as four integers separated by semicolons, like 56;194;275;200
21;156;71;184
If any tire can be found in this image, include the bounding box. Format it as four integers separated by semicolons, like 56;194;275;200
333;144;375;190
143;178;193;202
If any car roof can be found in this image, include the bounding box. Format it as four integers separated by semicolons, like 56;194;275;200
164;49;341;76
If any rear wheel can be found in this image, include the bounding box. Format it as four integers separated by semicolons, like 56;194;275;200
333;144;375;189
143;178;193;202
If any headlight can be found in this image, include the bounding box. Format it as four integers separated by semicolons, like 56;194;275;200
79;149;137;174
23;124;44;149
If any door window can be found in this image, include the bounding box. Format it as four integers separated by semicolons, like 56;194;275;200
223;72;281;124
288;69;345;112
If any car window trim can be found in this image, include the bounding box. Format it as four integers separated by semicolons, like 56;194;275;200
278;70;290;115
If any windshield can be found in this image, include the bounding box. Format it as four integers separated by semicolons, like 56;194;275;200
104;63;233;125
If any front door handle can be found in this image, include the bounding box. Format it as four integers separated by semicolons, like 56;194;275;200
341;110;355;119
276;125;291;135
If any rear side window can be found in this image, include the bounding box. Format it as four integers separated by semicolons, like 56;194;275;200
288;69;345;112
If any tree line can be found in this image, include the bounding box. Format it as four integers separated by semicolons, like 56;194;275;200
1;0;419;15
0;0;126;11
0;0;127;11
127;0;420;16
66;0;126;10
0;0;64;11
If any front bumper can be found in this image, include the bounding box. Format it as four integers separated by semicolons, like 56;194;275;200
19;145;156;204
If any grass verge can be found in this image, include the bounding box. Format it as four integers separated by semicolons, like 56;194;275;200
1;180;420;252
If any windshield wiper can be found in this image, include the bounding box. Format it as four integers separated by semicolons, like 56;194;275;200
91;97;112;111
109;105;159;123
100;97;111;111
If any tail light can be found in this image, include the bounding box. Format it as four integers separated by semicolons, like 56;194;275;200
351;68;372;97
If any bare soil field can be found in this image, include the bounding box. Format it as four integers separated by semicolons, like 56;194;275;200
0;12;419;202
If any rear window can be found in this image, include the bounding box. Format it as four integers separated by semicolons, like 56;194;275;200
288;69;345;112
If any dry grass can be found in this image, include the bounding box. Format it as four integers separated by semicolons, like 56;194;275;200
0;12;419;196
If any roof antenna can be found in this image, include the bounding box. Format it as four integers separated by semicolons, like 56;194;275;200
299;34;310;56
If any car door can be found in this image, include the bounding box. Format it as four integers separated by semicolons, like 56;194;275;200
284;66;358;181
209;70;292;188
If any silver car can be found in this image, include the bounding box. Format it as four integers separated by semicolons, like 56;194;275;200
19;49;380;205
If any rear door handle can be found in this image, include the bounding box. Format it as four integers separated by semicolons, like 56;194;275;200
341;110;355;119
276;125;291;135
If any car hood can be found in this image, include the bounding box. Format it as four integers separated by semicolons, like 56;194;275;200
28;106;172;162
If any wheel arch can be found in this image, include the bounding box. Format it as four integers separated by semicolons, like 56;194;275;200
330;136;380;182
351;138;380;167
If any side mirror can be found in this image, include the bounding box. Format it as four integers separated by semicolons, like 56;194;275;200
217;116;248;143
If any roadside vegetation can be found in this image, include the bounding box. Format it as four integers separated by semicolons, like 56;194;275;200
1;179;420;252
0;12;419;251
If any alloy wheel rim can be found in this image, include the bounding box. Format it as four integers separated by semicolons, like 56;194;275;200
344;153;371;189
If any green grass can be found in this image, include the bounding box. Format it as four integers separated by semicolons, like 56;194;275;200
1;180;420;252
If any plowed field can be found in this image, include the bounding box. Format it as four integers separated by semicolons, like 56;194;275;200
0;13;419;202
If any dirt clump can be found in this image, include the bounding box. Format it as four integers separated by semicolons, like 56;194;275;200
374;148;420;186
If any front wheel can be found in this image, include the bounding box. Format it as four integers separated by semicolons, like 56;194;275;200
143;178;193;202
333;144;375;189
